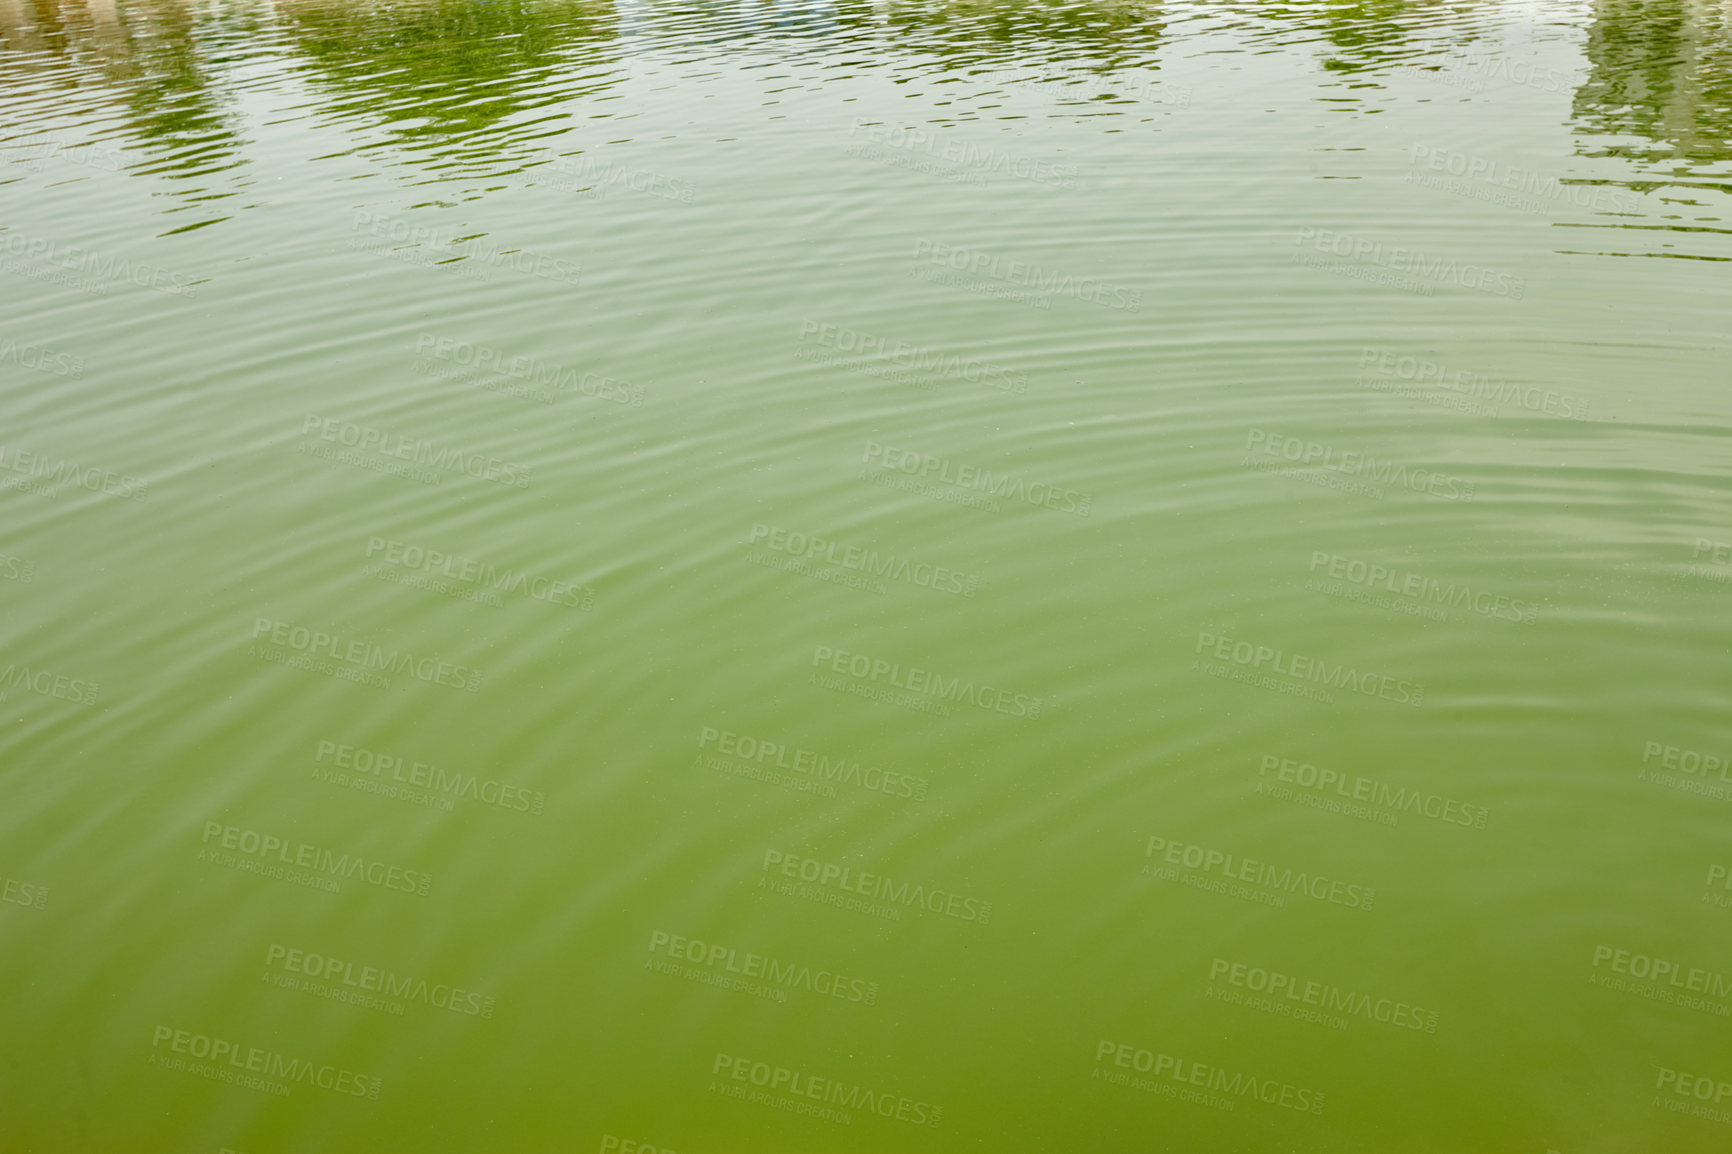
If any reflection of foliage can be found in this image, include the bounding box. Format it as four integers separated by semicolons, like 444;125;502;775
1574;0;1732;166
1238;0;1490;79
1310;0;1420;73
868;0;1168;70
279;0;622;159
0;0;249;187
115;3;255;182
617;0;1168;73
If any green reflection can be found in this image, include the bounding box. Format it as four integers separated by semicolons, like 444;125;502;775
0;0;251;194
111;1;251;187
868;0;1169;71
1232;0;1499;99
277;0;624;170
1574;0;1732;169
1309;0;1423;74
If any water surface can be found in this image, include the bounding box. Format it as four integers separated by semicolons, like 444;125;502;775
2;0;1730;1150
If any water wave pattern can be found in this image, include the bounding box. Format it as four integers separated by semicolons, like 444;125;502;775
2;0;1731;1151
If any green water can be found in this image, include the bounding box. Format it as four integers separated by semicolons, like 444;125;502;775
2;0;1730;1150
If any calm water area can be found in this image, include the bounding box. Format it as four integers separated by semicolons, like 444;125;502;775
2;0;1730;1150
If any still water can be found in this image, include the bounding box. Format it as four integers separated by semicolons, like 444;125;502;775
1;0;1729;1149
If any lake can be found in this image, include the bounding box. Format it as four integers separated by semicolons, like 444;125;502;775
2;0;1730;1150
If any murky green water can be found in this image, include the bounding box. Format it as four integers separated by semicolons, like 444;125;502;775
2;0;1730;1149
